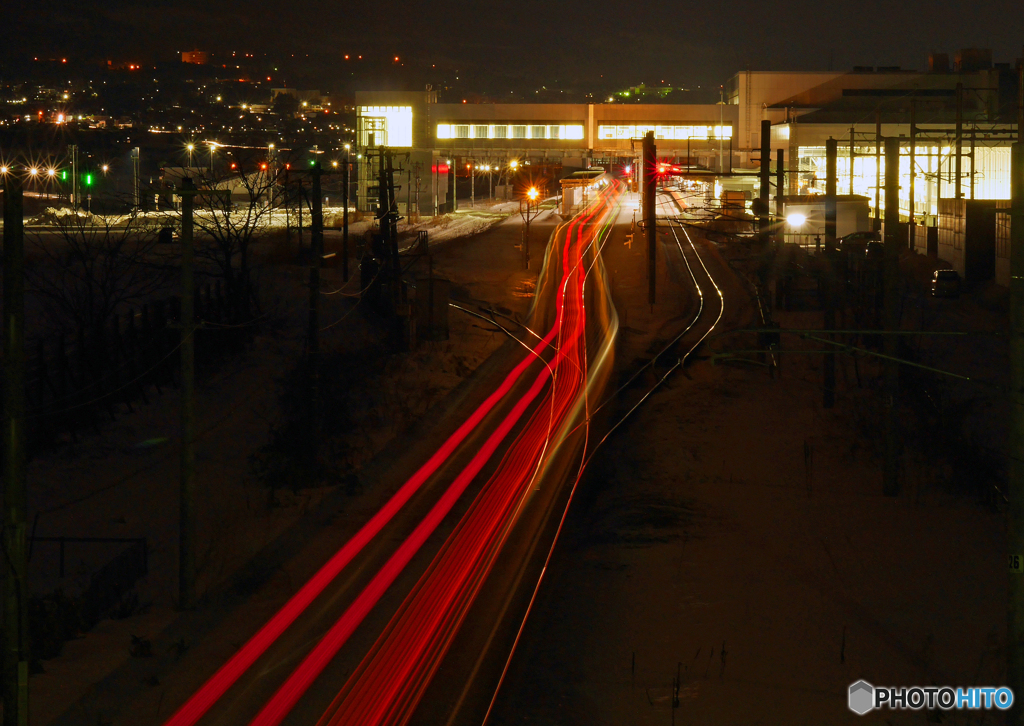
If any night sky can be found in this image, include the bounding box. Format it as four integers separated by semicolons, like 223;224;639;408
4;0;1024;93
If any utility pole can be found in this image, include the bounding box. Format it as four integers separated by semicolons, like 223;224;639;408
69;144;79;211
849;126;855;196
177;177;197;610
1007;139;1024;726
955;82;964;200
342;159;350;282
875;110;882;228
470;161;475;208
824;138;837;409
909;101;916;226
132;147;141;210
406;159;413;224
970;127;976;200
882;137;901;497
719;86;725;173
643;131;657;305
775;148;785;218
3;172;29;726
308;162;324;460
297;181;304;250
759;119;771;242
387;151;401;303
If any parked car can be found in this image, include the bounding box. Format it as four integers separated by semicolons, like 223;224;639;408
839;230;880;255
931;269;961;298
864;240;884;260
158;226;179;244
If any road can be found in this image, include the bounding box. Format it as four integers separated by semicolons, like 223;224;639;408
158;180;625;725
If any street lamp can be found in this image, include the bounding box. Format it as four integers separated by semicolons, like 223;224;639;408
187;143;195;168
519;186;541;270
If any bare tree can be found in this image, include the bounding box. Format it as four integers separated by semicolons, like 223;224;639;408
26;207;172;334
192;165;281;318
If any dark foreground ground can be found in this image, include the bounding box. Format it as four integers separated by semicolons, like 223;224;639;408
490;225;1005;725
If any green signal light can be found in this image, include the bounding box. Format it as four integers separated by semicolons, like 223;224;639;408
61;170;68;181
84;173;93;186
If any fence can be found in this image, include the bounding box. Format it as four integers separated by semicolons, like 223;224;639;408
1;279;254;453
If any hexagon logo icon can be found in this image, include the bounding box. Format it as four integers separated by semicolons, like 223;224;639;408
849;680;874;715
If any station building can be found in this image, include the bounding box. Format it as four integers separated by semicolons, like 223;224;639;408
357;48;1022;284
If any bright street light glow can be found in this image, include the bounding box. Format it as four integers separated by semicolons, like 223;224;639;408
28;168;38;176
527;187;539;201
101;165;109;172
344;143;351;150
47;168;56;177
0;166;7;174
786;213;807;227
509;159;519;169
187;144;195;151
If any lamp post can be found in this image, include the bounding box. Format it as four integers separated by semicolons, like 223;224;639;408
519;185;540;269
470;161;475;208
187;143;195;169
509;158;519;201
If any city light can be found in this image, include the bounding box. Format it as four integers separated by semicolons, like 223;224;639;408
47;168;56;177
527;186;538;201
101;165;109;173
0;166;7;175
786;213;807;227
28;167;37;176
510;159;519;170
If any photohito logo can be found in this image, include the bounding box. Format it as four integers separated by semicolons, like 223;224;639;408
848;681;1013;714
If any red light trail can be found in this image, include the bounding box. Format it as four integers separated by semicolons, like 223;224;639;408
166;181;620;726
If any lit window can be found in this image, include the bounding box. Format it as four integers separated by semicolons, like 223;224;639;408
512;125;527;138
492;125;507;139
474;124;488;139
455;125;470;139
564;125;584;140
531;125;546;139
356;105;413;147
549;125;561;139
436;123;452;139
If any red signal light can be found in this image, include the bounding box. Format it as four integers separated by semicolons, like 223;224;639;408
260;163;268;171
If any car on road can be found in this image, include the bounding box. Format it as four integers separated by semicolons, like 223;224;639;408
931;269;961;298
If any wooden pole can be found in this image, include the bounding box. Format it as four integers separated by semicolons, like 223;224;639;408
883;138;901;497
3;172;29;726
178;177;197;610
309;162;323;459
1007;140;1024;726
824;138;837;409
